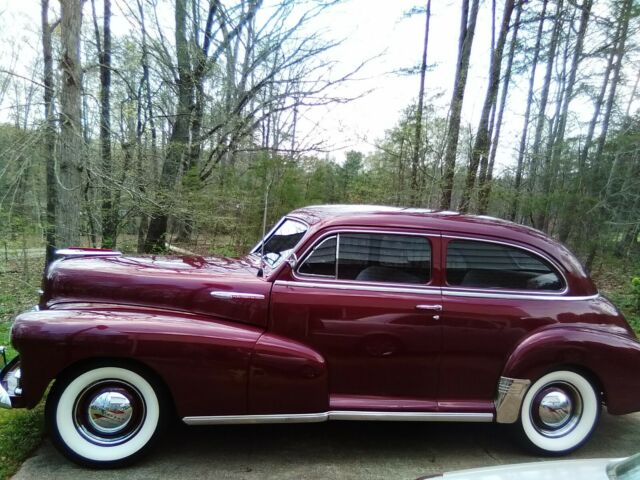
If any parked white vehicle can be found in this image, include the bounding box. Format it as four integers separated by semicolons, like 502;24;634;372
420;454;640;479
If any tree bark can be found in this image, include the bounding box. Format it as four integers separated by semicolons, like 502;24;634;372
58;0;84;247
459;0;514;213
410;0;431;207
41;0;57;266
92;0;115;248
439;0;480;210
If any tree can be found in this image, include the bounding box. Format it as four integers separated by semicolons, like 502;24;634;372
458;0;515;213
410;0;431;207
58;0;84;247
440;0;480;210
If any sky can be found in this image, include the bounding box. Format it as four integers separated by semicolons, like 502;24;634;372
0;0;638;172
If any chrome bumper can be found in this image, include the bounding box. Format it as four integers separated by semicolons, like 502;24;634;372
0;352;21;409
0;381;10;408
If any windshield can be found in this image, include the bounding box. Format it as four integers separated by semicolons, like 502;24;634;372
608;453;640;479
254;218;307;267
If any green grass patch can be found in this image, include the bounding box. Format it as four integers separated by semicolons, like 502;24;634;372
0;255;45;480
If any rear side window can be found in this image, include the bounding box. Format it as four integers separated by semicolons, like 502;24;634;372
446;239;563;291
297;232;431;285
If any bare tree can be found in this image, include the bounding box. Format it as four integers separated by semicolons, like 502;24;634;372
58;0;84;247
439;0;480;210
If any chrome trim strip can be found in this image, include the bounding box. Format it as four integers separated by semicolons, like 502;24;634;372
184;412;328;425
210;291;265;300
275;280;440;296
442;234;569;296
327;411;493;422
182;411;493;425
443;290;599;301
495;376;531;424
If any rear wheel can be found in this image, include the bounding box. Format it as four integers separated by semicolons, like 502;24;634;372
517;370;600;455
46;362;164;467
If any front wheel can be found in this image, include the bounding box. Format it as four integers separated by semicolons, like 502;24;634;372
46;362;164;467
517;370;600;455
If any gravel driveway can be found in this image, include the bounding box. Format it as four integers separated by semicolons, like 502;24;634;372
13;412;640;479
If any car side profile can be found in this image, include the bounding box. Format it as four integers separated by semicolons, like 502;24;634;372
2;205;640;467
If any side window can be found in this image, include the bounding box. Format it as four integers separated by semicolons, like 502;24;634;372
337;233;431;284
297;236;337;277
446;239;563;291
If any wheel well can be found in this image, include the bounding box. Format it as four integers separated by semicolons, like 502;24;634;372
53;357;178;419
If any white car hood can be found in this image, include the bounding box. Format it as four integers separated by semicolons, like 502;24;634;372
441;458;617;480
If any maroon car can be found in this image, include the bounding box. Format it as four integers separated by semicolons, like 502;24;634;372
2;205;640;466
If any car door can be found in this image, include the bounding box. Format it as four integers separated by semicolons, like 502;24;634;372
439;235;568;408
271;228;442;409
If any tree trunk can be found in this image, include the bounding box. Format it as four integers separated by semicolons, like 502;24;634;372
478;0;522;215
410;0;431;207
509;0;547;221
144;0;193;253
536;0;592;230
528;0;564;208
41;0;57;266
92;0;115;248
58;0;84;247
459;0;514;213
439;0;480;210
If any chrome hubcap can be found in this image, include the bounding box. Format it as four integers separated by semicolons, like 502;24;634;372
74;380;146;446
87;391;133;434
531;382;582;438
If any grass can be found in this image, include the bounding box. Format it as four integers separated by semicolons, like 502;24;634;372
0;256;44;480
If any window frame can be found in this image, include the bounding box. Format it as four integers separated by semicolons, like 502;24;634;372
294;228;436;287
442;235;568;295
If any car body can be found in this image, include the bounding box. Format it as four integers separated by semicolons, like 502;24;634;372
2;205;640;466
419;453;640;479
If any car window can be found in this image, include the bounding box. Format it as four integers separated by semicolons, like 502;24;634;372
257;218;308;267
338;233;431;284
297;232;432;285
297;236;337;277
446;239;563;291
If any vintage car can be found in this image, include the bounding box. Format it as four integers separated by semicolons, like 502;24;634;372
2;205;640;467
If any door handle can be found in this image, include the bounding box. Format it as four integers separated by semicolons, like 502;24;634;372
415;304;442;311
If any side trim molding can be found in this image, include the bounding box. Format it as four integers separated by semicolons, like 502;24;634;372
182;411;494;425
274;280;440;296
495;376;531;424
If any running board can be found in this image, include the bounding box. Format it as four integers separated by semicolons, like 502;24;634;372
182;411;494;425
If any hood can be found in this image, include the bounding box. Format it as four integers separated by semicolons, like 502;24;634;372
41;250;271;327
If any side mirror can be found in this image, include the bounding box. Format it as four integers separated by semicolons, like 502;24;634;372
286;253;298;271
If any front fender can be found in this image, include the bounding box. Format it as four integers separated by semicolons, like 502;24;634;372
501;323;640;415
11;305;263;416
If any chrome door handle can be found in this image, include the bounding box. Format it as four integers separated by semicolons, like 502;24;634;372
415;304;442;311
210;291;265;300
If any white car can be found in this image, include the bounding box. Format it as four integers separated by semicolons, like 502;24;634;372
420;453;640;479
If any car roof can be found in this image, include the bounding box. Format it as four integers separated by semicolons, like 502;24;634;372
287;204;595;295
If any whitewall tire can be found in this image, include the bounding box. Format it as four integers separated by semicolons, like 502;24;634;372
518;370;600;455
46;362;164;467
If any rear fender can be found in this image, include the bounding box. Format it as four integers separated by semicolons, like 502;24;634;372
501;324;640;415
